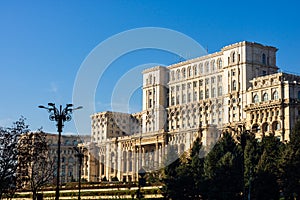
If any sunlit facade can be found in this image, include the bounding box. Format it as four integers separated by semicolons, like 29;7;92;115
86;41;300;182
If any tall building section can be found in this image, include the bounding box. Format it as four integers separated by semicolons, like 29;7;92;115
85;41;300;182
245;73;300;141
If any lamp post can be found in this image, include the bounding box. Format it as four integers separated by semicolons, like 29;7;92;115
73;146;84;200
39;103;82;200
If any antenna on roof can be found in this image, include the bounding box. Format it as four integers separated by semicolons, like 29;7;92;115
206;46;209;53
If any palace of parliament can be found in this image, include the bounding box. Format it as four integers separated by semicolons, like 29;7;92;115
35;41;300;185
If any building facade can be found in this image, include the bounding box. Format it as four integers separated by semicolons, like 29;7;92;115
86;41;300;182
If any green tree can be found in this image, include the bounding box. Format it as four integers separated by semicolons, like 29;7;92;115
162;138;206;200
0;117;29;199
204;132;243;200
279;120;300;199
243;131;261;199
251;135;282;200
189;137;206;199
161;145;181;199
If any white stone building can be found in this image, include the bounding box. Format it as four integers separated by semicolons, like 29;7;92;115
85;41;300;182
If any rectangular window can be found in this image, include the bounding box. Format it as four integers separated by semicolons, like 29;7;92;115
193;81;197;87
199;80;203;86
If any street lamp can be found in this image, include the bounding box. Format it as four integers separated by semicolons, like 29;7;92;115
73;146;84;200
38;103;82;200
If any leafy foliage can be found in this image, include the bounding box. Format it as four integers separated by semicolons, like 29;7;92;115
0;117;29;199
161;123;300;200
279;120;300;199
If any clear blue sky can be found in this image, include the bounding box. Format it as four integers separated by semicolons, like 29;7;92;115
0;0;299;134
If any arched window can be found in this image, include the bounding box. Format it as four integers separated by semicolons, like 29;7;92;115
211;60;216;71
272;90;279;100
262;123;269;133
253;94;259;103
218;59;223;69
205;62;209;73
272;121;280;131
232;80;237;91
252;124;259;133
262;53;266;65
171;71;175;81
188;66;192;77
232;52;236;63
182;68;186;78
193;65;197;76
176;69;180;80
199;64;203;74
263;93;269;101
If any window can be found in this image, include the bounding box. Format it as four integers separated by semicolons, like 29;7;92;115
193;65;197;75
253;94;259;103
171;96;175;105
272;121;280;131
193;81;197;87
212;88;216;98
262;123;269;133
188;93;191;103
205;62;209;73
199;64;203;73
211;77;216;84
200;90;204;99
182;94;186;104
272;90;279;100
205;78;209;85
176;95;180;104
262;53;266;65
232;80;237;91
218;86;222;96
218;59;222;69
205;89;209;98
232;52;236;63
176;69;180;80
171;71;175;81
218;75;222;83
263;93;269;101
188;66;192;77
199;80;203;86
298;91;300;100
211;60;216;71
193;91;197;101
182;68;186;78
